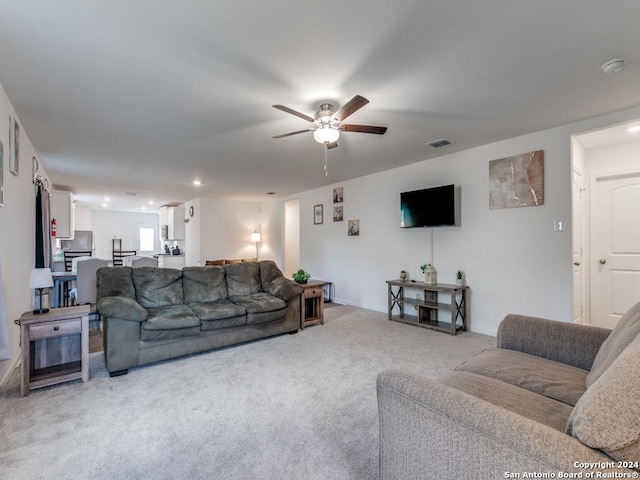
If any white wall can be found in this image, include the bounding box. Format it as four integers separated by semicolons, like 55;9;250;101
90;210;160;259
183;197;261;266
0;82;49;386
263;105;640;336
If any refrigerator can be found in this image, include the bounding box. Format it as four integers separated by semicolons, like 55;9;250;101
60;230;94;251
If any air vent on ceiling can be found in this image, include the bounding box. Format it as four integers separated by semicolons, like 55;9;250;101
124;191;140;197
426;138;451;149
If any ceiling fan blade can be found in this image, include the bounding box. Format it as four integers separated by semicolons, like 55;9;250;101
273;129;312;139
272;104;315;123
340;124;388;135
332;95;369;122
327;141;338;149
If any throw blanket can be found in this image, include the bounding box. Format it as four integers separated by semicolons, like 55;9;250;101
0;258;11;361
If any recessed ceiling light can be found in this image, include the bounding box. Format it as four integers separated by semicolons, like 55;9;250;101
148;200;154;205
192;180;202;186
101;203;108;207
141;206;147;210
626;126;640;133
104;197;111;201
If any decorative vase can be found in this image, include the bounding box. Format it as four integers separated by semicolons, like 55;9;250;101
424;264;437;284
456;278;463;287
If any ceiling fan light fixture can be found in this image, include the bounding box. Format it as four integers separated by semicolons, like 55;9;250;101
314;126;339;144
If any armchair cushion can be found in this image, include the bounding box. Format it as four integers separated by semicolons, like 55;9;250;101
567;336;640;463
455;348;588;406
586;299;640;388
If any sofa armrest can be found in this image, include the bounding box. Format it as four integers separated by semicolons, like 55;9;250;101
377;369;625;479
262;277;303;301
97;296;147;322
497;314;611;370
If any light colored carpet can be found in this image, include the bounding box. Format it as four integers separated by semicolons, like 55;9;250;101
0;305;495;480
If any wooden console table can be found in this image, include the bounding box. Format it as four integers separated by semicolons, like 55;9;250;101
16;305;90;397
300;280;328;329
386;279;468;335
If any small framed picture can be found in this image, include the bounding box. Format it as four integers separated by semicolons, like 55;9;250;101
333;205;343;222
333;186;343;203
314;204;323;225
9;116;19;177
348;219;360;236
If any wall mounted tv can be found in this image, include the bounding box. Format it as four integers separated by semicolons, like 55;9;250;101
400;184;461;228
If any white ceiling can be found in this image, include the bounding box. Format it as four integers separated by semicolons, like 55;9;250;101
1;1;640;212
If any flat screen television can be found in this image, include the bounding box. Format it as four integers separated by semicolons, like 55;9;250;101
400;184;460;228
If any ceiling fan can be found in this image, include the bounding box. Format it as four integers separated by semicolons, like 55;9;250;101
272;95;387;150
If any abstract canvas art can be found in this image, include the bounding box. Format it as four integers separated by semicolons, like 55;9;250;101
489;150;544;209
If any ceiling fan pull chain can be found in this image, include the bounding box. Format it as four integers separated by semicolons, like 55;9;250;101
323;143;328;177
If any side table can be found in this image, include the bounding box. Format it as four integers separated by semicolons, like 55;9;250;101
17;305;90;397
300;280;328;329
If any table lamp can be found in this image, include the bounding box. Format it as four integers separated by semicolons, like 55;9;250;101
29;268;53;314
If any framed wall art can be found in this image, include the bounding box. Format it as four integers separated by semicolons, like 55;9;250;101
489;150;544;209
348;219;359;236
9;116;19;177
333;186;343;203
333;205;343;222
314;204;323;225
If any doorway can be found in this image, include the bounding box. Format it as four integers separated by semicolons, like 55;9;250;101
571;122;640;327
283;199;300;278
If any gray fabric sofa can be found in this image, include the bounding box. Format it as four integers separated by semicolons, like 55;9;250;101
96;261;303;376
377;302;640;479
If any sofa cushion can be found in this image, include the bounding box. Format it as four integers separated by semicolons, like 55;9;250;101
189;299;247;331
141;305;201;341
438;371;573;433
229;293;286;325
97;267;136;300
567;336;640;464
586;299;640;388
225;262;262;296
133;267;184;308
183;266;227;304
455;348;588;406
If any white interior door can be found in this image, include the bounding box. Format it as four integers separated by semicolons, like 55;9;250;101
571;170;584;323
592;172;640;328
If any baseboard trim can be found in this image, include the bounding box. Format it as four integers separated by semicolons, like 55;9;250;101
0;356;20;393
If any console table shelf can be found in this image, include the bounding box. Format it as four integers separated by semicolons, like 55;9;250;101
386;279;468;335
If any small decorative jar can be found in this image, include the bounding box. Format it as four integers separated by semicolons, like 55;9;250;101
423;264;437;284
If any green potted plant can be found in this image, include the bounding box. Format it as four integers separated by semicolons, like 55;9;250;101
400;270;407;282
456;270;464;287
292;269;311;284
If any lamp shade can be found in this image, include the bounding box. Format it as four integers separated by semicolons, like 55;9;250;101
313;126;339;144
250;232;261;243
29;268;53;289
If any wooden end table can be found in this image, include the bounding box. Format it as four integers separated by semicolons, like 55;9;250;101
17;305;90;397
300;280;328;329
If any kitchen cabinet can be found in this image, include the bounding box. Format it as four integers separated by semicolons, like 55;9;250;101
160;206;185;240
51;191;74;239
157;255;185;269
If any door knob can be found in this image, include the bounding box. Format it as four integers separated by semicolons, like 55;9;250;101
573;262;580;266
599;259;607;265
